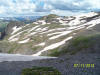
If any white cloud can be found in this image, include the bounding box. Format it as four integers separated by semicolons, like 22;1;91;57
0;0;100;17
72;2;80;6
43;4;54;10
0;6;6;14
0;0;36;16
87;0;100;9
51;9;86;16
43;0;100;10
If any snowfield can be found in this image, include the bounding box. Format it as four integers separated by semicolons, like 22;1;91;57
18;38;30;44
35;42;45;46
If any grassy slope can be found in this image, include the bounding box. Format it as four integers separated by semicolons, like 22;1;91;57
48;34;100;56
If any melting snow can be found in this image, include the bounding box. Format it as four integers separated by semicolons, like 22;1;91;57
28;25;40;33
41;27;48;31
11;26;22;35
86;18;100;29
47;32;62;36
40;28;66;34
49;31;72;40
68;12;98;26
35;28;42;31
18;38;30;44
28;32;37;36
33;22;39;24
35;42;45;46
33;36;73;56
38;20;46;25
9;38;19;42
68;16;81;26
9;29;29;41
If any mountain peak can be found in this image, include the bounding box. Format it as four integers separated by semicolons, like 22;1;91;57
46;14;59;18
39;14;59;20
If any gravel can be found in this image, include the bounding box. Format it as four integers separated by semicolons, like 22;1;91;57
0;53;100;75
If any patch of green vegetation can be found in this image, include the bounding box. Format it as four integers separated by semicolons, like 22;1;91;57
48;47;61;57
47;14;58;18
32;46;42;51
72;36;91;46
21;66;62;75
30;35;46;43
44;23;66;29
69;35;96;55
48;46;70;57
48;34;100;56
40;14;58;20
8;43;17;53
0;41;15;53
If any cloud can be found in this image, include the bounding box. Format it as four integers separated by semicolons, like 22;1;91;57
43;0;100;11
0;0;36;16
41;0;100;16
0;0;100;17
0;6;6;14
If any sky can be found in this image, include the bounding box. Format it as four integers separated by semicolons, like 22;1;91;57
0;0;100;17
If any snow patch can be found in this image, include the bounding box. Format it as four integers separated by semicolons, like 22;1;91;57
38;20;46;25
41;27;48;31
86;18;100;29
28;25;40;33
11;26;22;35
35;42;45;46
33;36;73;56
9;29;29;41
28;32;37;36
18;38;30;44
40;28;66;34
35;28;42;31
68;12;98;26
9;38;19;42
47;32;62;36
49;31;72;40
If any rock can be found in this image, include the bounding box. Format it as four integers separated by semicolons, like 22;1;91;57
5;21;25;35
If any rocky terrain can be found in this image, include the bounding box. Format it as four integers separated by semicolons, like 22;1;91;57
0;52;99;75
0;20;8;39
0;16;40;23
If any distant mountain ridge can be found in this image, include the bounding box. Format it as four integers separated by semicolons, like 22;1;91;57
0;16;41;23
5;21;25;35
0;12;100;55
0;16;41;39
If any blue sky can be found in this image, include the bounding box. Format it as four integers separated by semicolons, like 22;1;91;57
0;0;100;17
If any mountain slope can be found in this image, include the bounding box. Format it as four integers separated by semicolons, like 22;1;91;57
0;12;100;55
0;20;8;39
